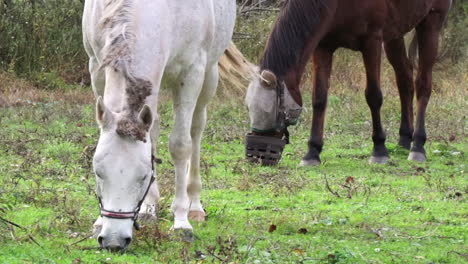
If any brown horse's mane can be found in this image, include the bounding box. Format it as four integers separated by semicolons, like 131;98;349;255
260;0;328;77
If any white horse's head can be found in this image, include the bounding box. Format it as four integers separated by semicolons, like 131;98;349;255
246;70;302;134
93;97;153;250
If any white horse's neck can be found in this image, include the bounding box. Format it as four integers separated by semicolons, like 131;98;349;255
103;69;127;113
100;0;170;114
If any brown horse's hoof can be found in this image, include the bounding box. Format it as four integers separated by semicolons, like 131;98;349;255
408;152;426;162
369;156;389;164
300;159;321;166
188;211;206;222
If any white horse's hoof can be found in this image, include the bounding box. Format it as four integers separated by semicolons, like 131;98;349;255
172;229;195;243
172;219;193;231
300;159;321;166
369;156;389;164
408;152;426;162
188;211;206;222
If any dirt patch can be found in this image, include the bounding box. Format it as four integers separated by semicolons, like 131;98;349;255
0;72;93;107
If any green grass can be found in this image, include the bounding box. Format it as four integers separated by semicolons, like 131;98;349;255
0;88;466;263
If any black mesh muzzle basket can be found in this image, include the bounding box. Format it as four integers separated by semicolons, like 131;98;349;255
245;133;287;166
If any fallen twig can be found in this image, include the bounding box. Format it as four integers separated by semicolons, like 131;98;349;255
0;215;42;248
323;175;341;198
447;251;468;260
68;233;93;247
0;215;26;230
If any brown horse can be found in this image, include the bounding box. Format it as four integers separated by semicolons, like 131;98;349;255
245;0;452;165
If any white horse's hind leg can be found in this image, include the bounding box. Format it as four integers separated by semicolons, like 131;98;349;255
187;65;219;222
170;62;207;231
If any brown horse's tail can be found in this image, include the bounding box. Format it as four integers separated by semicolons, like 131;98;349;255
218;41;255;95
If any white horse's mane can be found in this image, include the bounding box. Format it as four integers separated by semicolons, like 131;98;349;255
100;0;136;78
99;0;153;141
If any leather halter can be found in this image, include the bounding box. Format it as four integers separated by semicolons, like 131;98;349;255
97;155;157;230
274;79;290;143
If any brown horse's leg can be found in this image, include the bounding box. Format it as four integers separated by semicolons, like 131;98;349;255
409;11;445;162
362;35;389;164
301;46;334;166
384;38;415;150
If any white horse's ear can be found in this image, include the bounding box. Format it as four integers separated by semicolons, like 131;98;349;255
96;97;113;128
260;70;277;89
138;104;153;131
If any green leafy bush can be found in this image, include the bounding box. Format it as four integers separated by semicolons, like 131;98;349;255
0;0;86;84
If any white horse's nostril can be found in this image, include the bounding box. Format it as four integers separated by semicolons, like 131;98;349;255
124;237;132;248
97;236;104;247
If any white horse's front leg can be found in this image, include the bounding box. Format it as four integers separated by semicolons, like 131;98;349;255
169;63;206;231
188;65;219;221
139;109;160;219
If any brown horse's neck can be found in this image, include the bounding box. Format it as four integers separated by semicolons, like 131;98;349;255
260;0;330;106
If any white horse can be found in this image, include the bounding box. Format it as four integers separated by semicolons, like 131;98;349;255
82;0;236;250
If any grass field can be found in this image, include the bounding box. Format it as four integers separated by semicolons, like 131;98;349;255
0;68;467;263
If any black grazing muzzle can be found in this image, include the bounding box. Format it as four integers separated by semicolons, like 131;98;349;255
245;80;299;166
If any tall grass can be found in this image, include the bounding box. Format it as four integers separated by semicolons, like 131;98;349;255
0;0;466;89
0;0;86;84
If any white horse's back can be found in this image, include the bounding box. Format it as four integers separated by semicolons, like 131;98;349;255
83;0;236;250
84;0;235;87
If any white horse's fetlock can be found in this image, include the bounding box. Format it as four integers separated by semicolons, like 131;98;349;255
139;203;157;217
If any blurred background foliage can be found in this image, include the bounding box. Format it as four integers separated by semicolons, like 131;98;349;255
0;0;466;89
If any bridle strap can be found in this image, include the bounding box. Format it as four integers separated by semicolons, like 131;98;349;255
98;155;157;230
275;80;290;144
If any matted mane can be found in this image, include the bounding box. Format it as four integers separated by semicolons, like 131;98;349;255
100;0;152;141
260;0;328;77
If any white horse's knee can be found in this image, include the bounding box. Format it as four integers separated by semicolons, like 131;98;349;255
169;137;192;161
187;181;201;195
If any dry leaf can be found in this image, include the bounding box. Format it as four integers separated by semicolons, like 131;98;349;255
268;224;277;233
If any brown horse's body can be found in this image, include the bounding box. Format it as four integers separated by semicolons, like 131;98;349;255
259;0;452;164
